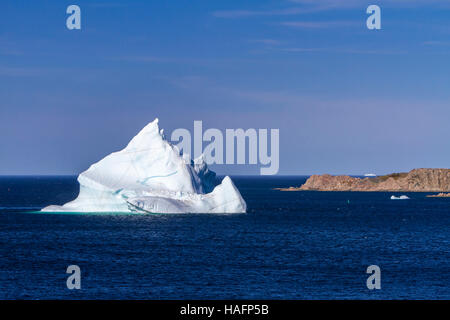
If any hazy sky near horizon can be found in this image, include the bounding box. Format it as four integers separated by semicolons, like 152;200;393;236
1;0;449;175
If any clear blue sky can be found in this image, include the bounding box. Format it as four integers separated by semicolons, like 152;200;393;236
1;0;449;175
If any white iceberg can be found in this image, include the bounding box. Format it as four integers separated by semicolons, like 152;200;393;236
390;195;410;200
42;118;246;214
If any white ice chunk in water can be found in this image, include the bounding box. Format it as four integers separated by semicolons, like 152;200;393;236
42;118;246;214
390;195;410;200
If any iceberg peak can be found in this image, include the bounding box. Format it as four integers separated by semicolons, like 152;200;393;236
42;118;246;214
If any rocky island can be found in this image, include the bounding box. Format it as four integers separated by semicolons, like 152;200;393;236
426;193;450;198
276;169;450;192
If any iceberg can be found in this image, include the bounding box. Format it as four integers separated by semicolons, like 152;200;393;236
42;119;246;214
390;195;410;200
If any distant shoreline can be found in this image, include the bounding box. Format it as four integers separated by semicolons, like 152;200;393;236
426;193;450;198
275;168;450;193
274;188;450;194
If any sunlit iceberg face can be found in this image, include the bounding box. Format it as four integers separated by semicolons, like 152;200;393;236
42;118;246;214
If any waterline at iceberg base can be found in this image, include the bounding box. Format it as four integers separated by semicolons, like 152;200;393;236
42;119;246;214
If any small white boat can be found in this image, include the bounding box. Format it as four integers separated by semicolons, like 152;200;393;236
390;195;410;200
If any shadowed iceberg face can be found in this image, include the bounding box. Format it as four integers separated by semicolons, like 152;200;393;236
42;118;246;214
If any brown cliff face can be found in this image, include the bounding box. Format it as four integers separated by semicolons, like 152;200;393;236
292;169;450;192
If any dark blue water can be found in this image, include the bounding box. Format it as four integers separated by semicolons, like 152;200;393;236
0;176;449;299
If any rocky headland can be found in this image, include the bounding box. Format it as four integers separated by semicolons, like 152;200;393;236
426;193;450;198
276;169;450;192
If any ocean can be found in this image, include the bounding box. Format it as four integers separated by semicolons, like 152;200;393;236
0;176;449;299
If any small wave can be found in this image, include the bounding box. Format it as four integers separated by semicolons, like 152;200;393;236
0;206;42;210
